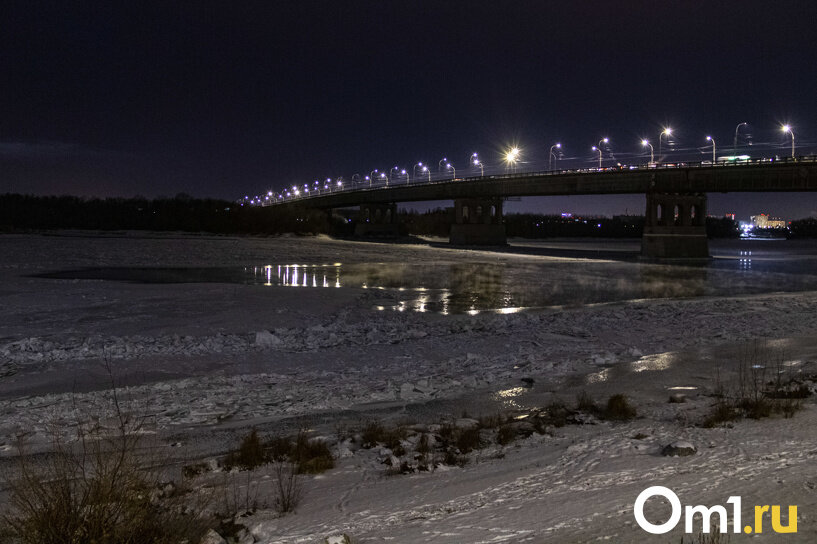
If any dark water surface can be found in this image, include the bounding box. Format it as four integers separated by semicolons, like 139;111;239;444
32;239;817;315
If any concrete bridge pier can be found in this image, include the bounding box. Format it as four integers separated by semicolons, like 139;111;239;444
641;191;709;258
449;197;507;245
354;202;400;236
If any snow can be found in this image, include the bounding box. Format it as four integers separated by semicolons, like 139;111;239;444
2;232;817;542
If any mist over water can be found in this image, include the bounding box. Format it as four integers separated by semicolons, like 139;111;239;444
34;239;817;315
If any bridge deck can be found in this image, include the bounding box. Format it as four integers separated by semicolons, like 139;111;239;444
264;158;817;209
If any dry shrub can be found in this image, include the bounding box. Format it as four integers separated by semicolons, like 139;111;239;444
604;394;637;421
455;427;483;453
292;432;334;474
361;421;386;448
224;429;267;470
576;390;597;413
1;381;211;544
702;340;810;426
496;424;517;446
272;461;302;514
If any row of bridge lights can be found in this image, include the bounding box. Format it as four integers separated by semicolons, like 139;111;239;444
243;123;796;205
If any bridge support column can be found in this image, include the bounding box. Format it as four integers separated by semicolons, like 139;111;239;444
449;198;507;245
354;202;400;236
641;192;709;258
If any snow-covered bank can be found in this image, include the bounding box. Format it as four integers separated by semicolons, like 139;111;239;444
2;233;817;542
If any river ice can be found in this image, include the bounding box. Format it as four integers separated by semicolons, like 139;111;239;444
1;232;817;542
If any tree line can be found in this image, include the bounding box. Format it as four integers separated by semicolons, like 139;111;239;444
3;193;812;239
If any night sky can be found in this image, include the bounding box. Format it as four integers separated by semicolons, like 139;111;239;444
3;1;817;219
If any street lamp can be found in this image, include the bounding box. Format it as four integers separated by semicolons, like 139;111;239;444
505;147;520;171
597;138;609;168
389;166;401;186
641;139;654;164
659;128;672;162
412;162;425;182
401;169;408;184
421;165;430;182
591;146;602;168
781;125;795;158
705;136;716;163
438;158;448;172
469;152;479;168
734;122;748;155
473;160;484;176
446;162;456;179
369;169;378;187
549;143;561;171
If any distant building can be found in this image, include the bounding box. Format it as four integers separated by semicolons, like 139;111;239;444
724;213;736;221
750;213;786;229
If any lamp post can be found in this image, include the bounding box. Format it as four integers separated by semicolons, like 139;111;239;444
446;163;456;179
782;125;795;158
597;138;608;168
592;146;602;168
733;122;748;155
421;165;430;182
401;169;408;184
412;162;425;183
474;160;484;176
351;173;361;187
659;128;672;162
389;166;400;186
641;139;654;164
549;143;561;171
438;158;448;172
369;169;378;187
706;136;716;163
469;152;478;168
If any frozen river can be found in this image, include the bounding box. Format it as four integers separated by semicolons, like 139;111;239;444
29;237;817;315
2;233;817;542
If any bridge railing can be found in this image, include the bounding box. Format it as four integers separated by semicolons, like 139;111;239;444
254;154;816;206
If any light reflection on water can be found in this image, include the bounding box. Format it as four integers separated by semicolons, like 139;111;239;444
34;250;817;315
492;387;527;409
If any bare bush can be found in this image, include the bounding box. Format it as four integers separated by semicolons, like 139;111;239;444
272;461;303;514
1;369;211;544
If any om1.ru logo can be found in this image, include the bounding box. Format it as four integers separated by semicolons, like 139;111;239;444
634;486;797;535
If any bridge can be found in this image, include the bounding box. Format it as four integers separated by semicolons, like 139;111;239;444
258;157;817;258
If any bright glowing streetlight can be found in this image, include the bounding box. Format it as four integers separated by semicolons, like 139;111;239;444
705;135;716;163
505;147;520;171
438;158;448;172
401;169;408;184
733;122;748;155
597;138;609;168
369;169;378;187
421;165;430;182
659;127;672;162
549;143;561;171
641;139;654;164
473;159;484;176
469;152;479;167
781;125;795;158
592;146;602;168
446;163;456;179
